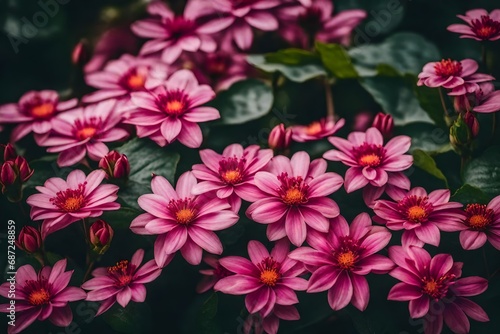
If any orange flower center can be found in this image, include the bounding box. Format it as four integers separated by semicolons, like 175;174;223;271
465;203;493;231
423;280;438;296
278;173;309;206
127;74;146;90
108;260;133;287
434;59;462;77
28;288;50;305
337;250;356;269
31;103;55;118
76;127;97;140
407;206;427;222
283;188;306;206
166;100;184;114
260;269;280;286
359;153;381;167
219;157;246;185
468;215;489;229
221;170;242;184
176;208;196;224
306;121;323;135
471;15;500;40
50;183;87;212
63;196;85;212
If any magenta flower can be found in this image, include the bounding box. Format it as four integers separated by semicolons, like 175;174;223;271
0;260;86;334
196;255;233;293
37;100;129;167
417;58;494;96
473;82;500;113
214;239;307;317
82;54;170;106
0;90;77;142
244;304;300;334
131;1;218;63
82;249;162;316
291;117;345;142
373;187;466;247
26;169;120;238
448;9;500;41
458;195;500;250
130;172;239;267
192;144;273;212
323;127;413;205
246;151;343;246
125;69;220;148
387;246;489;334
289;214;394;311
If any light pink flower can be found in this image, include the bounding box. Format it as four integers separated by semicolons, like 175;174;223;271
289;214;394;311
83;54;170;107
214;239;307;317
458;195;500;250
0;90;77;142
125;69;220;148
246;151;343;246
192;144;273;212
0;260;86;334
130;172;239;267
323;127;413;206
196;255;233;293
37;100;129;167
448;9;500;41
82;249;162;316
417;59;494;96
388;246;489;334
473;82;500;113
373;187;466;247
243;304;300;334
291;117;345;142
131;1;218;63
26;169;120;238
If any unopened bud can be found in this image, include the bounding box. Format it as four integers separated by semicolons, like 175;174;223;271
268;124;292;150
89;220;114;255
99;151;130;180
15;226;42;255
372;112;394;139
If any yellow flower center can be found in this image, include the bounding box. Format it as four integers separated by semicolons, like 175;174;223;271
359;153;381;167
62;196;85;212
28;288;50;306
260;269;279;286
31;103;55;118
176;208;195;224
337;250;356;269
166;100;185;114
127;74;146;90
283;188;306;206
221;170;242;184
306;121;322;135
423;280;438;296
407;206;427;222
76;127;97;140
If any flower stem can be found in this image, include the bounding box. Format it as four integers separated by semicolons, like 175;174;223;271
324;77;335;118
438;88;449;116
82;259;95;283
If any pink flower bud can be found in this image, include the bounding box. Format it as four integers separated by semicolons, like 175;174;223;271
0;162;16;190
89;220;114;254
0;143;17;163
268;124;292;150
15;226;42;254
372;112;394;139
98;151;130;180
72;39;90;67
15;156;34;182
464;111;480;138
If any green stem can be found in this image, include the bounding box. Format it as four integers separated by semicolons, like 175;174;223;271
82;259;95;283
324;77;335;118
438;88;449;116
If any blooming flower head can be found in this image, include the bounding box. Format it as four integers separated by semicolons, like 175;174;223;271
82;54;170;107
243;304;300;334
0;90;77;142
196;255;233;293
214;239;307;317
82;249;162;316
27;169;120;238
323;127;413;206
417;58;494;96
0;260;86;334
38;100;129;167
291;117;345;142
130;171;239;267
246;151;343;246
289;214;394;311
448;9;500;41
458;195;500;250
373;187;466;247
131;1;218;63
387;246;489;334
125;69;220;148
192;144;273;212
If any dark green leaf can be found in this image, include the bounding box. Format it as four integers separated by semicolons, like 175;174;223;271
451;184;490;205
103;302;152;334
100;206;141;229
395;122;450;153
315;42;358;79
118;180;151;211
413;78;448;129
247;54;326;82
196;293;220;334
463;146;500;198
412;149;449;187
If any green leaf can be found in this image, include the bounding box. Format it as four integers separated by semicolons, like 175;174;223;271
360;76;433;125
451;184;490;205
315;42;358;79
395;122;451;153
412;149;449;187
413;78;448;129
196;293;219;334
463;146;500;198
349;32;440;76
211;79;274;125
100;206;141;229
247;53;326;82
103;302;152;334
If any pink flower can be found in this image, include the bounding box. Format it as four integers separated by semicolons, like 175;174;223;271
246;151;343;246
373;187;466;247
371;112;394;139
192;144;273;212
0;260;86;334
26;169;120;238
473;82;500;113
125;69;220;148
387;246;489;334
417;59;494;96
289;214;394;311
214;239;307;317
82;54;170;107
0;90;77;142
458;195;500;250
131;1;218;63
291;117;345;142
243;304;300;334
196;255;233;293
37;100;129;167
130;172;239;267
82;249;162;316
448;9;500;41
323;127;413;206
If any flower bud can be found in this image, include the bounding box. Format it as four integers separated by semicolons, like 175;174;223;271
72;39;90;67
89;220;114;255
0;143;17;163
372;112;394;139
0;162;16;189
15;226;42;254
450;114;473;155
268;124;292;150
0;156;34;201
463;111;479;138
99;151;130;180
